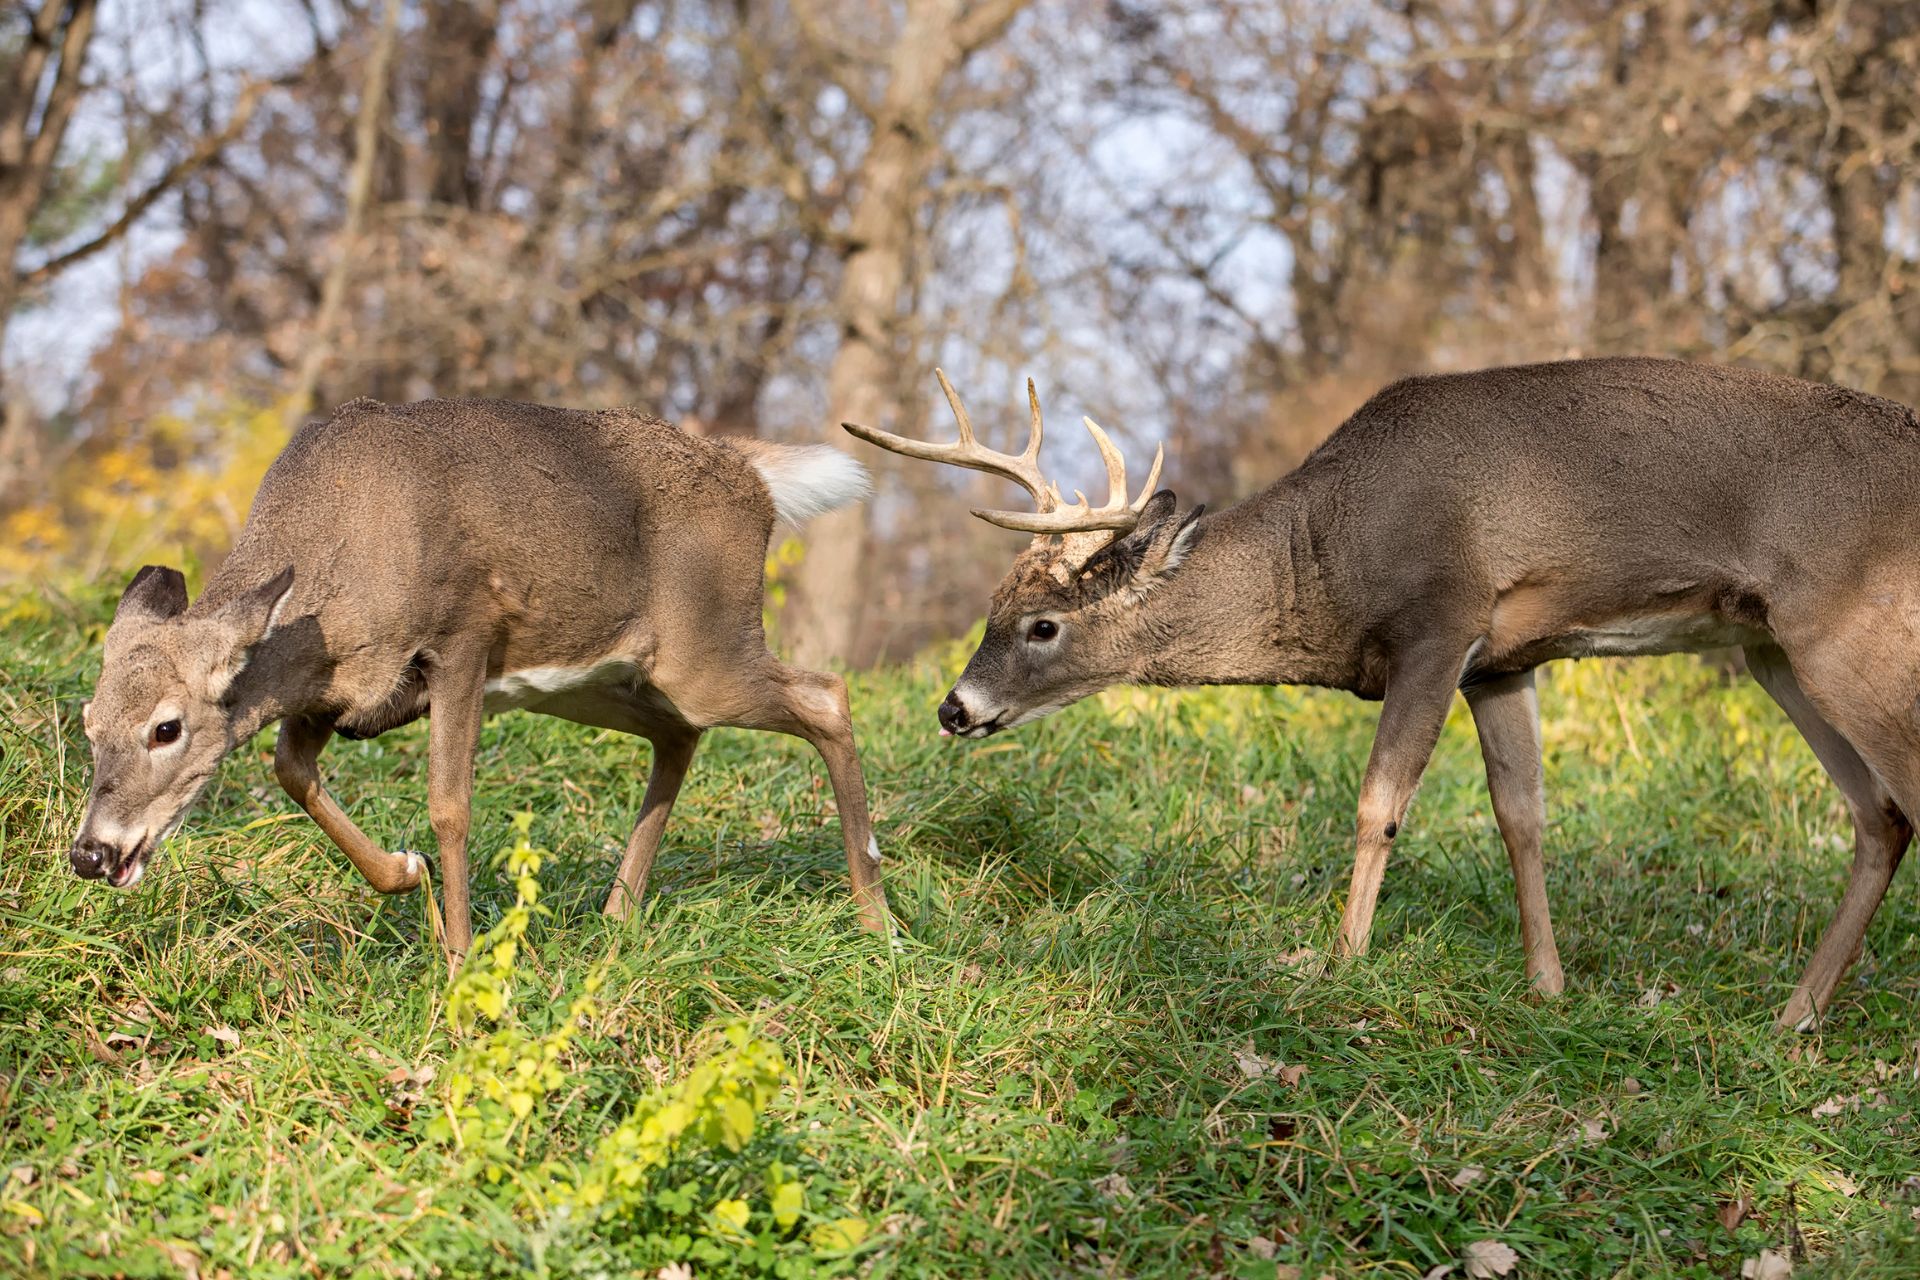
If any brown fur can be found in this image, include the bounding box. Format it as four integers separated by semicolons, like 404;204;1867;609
883;357;1920;1029
73;397;889;960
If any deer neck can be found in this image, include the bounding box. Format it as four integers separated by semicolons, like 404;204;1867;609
1130;486;1347;691
195;557;334;747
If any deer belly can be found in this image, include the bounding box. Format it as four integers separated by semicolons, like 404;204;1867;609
1550;612;1768;660
483;661;687;734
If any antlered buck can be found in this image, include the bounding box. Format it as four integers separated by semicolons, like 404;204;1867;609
70;398;891;958
849;357;1919;1029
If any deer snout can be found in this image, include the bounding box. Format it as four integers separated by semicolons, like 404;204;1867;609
938;691;971;735
69;836;111;879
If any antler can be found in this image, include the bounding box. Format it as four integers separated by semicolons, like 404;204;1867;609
843;369;1057;513
843;369;1165;564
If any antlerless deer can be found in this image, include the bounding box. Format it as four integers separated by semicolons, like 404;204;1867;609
70;398;890;959
850;357;1918;1030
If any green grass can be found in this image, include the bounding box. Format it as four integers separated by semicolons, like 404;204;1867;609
2;589;1917;1278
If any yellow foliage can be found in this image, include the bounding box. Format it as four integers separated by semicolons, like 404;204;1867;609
0;398;287;586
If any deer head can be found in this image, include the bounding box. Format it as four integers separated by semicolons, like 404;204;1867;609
846;372;1202;737
71;564;294;887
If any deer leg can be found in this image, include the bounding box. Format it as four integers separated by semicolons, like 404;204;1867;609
717;664;891;934
425;651;489;966
273;716;424;894
604;728;701;920
1746;644;1912;1030
1464;670;1565;995
1335;644;1470;961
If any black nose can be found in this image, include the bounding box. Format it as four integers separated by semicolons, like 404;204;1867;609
69;838;109;879
938;691;970;733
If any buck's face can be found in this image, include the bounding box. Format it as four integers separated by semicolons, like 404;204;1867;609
939;491;1203;737
71;565;292;888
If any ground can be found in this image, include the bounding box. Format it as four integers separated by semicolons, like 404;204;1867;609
1;589;1917;1278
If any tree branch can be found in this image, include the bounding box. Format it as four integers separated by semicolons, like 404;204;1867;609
17;80;265;288
283;0;400;429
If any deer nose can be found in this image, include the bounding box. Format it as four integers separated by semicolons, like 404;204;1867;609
938;691;971;734
69;837;110;879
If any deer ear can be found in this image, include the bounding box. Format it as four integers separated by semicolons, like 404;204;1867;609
114;565;189;625
1082;492;1203;596
207;568;295;698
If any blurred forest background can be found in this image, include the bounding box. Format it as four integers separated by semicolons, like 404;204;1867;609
0;0;1915;665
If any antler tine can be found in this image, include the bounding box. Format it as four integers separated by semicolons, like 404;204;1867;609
934;367;977;448
971;415;1165;535
1131;442;1165;513
1023;378;1045;465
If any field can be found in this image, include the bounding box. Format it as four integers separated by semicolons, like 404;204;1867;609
2;588;1917;1279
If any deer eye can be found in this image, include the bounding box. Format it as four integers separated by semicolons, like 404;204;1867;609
150;720;182;748
1028;619;1059;642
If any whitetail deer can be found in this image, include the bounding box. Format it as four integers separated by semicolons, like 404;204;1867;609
70;398;890;959
849;357;1920;1029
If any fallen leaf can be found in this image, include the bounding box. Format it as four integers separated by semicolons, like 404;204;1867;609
1425;1267;1457;1280
1450;1166;1484;1191
1464;1238;1518;1277
130;1170;165;1186
1236;1044;1282;1081
1820;1170;1859;1197
1811;1089;1891;1119
657;1265;694;1280
1092;1172;1133;1201
1622;1077;1643;1096
1718;1192;1753;1230
205;1025;240;1050
1241;784;1265;805
1278;1063;1309;1087
1636;982;1679;1009
1577;1117;1610;1144
1741;1248;1792;1279
155;1238;201;1280
1245;1235;1277;1259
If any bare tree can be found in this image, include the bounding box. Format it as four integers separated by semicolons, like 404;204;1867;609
780;0;1029;668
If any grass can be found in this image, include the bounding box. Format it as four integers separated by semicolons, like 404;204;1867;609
1;585;1917;1278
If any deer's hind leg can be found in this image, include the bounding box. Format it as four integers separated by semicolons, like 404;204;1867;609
604;727;701;920
1746;643;1913;1030
692;659;891;934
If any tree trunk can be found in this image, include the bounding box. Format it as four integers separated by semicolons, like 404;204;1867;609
0;0;98;505
282;0;401;431
785;0;1025;668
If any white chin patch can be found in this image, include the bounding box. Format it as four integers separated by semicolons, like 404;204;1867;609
1005;702;1067;730
109;860;146;889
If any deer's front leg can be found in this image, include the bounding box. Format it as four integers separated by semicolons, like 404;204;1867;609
1335;644;1468;960
425;653;489;965
274;716;423;894
1463;669;1565;994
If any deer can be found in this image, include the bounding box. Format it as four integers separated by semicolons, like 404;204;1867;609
69;397;891;961
847;357;1920;1030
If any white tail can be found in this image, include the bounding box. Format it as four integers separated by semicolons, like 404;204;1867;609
735;441;871;525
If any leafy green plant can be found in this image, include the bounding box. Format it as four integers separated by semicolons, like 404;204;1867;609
430;815;870;1275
